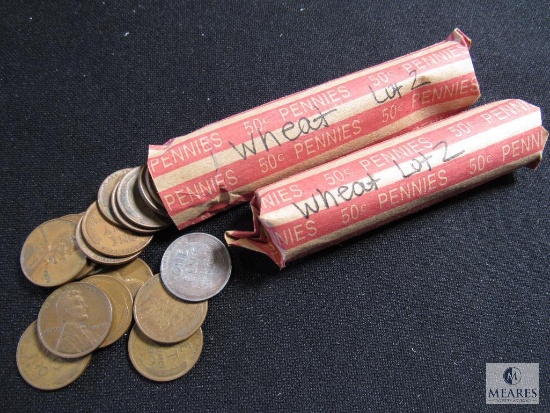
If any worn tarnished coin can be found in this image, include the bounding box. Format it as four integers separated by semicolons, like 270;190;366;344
110;182;160;234
82;275;133;347
17;321;92;390
97;168;133;225
161;233;231;302
81;202;153;257
20;219;87;287
110;258;153;297
37;282;113;358
116;166;171;230
75;217;141;265
134;275;207;343
128;324;203;382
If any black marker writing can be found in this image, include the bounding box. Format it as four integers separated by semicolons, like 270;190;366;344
229;107;337;160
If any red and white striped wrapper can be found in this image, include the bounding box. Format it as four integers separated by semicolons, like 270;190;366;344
225;100;547;268
148;29;480;229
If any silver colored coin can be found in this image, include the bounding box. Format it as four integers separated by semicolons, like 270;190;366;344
97;168;133;225
116;167;170;230
143;164;164;208
110;181;161;234
160;233;231;302
138;165;168;217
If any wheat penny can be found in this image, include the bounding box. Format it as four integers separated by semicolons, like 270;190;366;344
17;321;92;390
37;282;112;358
81;202;152;257
82;275;133;347
128;325;203;382
134;275;207;344
20;219;86;287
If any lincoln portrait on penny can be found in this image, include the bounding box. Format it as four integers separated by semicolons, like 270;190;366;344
54;289;97;354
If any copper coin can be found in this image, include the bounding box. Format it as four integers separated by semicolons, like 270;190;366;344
110;182;160;234
75;217;141;265
81;202;153;257
134;275;208;344
160;233;231;302
110;258;153;297
138;165;168;217
37;282;112;358
17;321;92;390
20;219;87;287
116;166;171;230
97;168;133;225
82;275;134;347
128;325;203;382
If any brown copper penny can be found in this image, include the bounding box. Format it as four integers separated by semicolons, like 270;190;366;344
97;168;134;225
20;219;87;287
160;233;232;302
81;202;153;257
81;275;134;347
128;324;203;382
134;275;208;344
37;282;113;358
75;217;141;265
17;321;92;390
110;258;154;297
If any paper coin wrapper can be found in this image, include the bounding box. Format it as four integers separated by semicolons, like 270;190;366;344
225;100;547;267
148;29;479;229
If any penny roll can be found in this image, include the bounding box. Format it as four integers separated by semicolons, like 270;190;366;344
148;29;480;229
225;100;547;267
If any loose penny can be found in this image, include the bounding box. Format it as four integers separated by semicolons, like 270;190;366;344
128;325;203;382
37;282;112;358
20;219;86;287
161;233;231;302
134;275;207;344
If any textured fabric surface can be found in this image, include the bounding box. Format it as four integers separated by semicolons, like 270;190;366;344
2;1;548;412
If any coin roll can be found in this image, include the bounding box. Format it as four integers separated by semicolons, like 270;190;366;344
148;29;480;229
225;99;548;267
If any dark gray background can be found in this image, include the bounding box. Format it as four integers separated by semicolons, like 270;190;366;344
2;1;548;412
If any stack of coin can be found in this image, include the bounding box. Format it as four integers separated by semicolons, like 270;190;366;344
129;274;206;381
17;259;156;389
98;166;171;234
